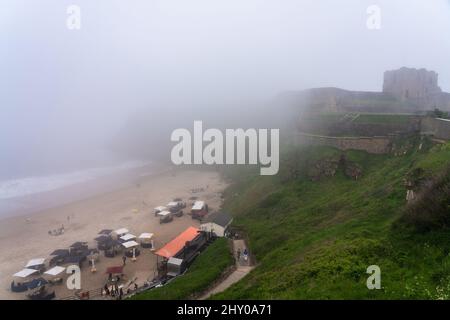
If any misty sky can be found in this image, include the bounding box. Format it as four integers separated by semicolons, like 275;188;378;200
1;0;449;178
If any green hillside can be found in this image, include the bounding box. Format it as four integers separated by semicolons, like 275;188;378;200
212;137;450;299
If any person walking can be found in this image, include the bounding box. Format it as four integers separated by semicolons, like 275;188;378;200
236;248;241;261
122;255;127;266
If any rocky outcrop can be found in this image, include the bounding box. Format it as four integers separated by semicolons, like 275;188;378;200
343;161;363;180
307;159;339;181
307;154;363;181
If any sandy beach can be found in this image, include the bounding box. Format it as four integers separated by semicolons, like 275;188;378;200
0;167;227;300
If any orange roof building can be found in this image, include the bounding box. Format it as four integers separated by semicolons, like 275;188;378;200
155;226;200;259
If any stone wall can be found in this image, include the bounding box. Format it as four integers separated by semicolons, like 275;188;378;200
293;133;392;154
299;117;421;137
421;117;450;140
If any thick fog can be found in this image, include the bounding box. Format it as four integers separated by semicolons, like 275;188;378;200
1;0;450;178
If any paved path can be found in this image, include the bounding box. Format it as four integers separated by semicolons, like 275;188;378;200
199;239;254;300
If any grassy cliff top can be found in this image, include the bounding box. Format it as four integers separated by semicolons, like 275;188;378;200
213;137;450;299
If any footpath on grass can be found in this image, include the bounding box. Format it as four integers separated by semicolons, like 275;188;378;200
199;239;254;300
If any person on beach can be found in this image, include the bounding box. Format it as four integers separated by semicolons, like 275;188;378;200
122;255;127;266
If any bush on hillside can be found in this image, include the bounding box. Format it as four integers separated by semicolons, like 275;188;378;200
401;167;450;232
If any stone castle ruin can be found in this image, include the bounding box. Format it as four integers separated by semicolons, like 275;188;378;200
285;67;450;155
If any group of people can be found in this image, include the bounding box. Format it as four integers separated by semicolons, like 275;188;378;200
102;278;139;300
48;225;65;236
102;283;124;300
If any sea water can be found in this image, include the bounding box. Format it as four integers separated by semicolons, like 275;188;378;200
0;159;150;218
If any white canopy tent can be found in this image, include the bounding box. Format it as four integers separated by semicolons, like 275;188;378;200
120;233;136;241
113;228;129;236
139;233;155;249
122;240;139;249
154;206;167;213
192;201;205;210
44;266;66;276
138;233;154;240
167;202;178;208
13;268;38;278
25;258;45;268
157;210;171;217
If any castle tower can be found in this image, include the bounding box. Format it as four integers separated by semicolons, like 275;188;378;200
383;67;442;101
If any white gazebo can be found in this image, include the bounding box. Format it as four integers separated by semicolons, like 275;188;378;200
113;228;129;236
138;233;153;240
13;268;38;278
25;258;45;268
43;266;66;285
120;233;136;242
138;233;154;249
167;201;178;208
112;228;129;240
44;266;65;276
122;240;139;249
122;240;139;261
154;206;167;215
157;210;171;217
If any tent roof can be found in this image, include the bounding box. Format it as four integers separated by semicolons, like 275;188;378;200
98;229;113;235
44;266;66;276
154;206;166;211
155;227;199;258
168;257;183;266
106;266;123;274
95;235;110;242
192;201;205;210
113;228;129;235
167;201;178;207
204;211;233;227
50;249;69;256
120;233;136;241
14;268;38;278
70;241;87;248
25;258;45;268
138;233;154;239
122;240;139;249
62;255;85;264
157;210;171;217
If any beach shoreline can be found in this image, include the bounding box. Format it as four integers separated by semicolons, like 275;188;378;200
0;162;170;221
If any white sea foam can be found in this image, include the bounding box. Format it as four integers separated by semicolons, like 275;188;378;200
0;160;149;200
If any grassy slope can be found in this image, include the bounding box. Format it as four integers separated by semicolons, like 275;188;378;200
132;238;233;300
213;139;450;299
